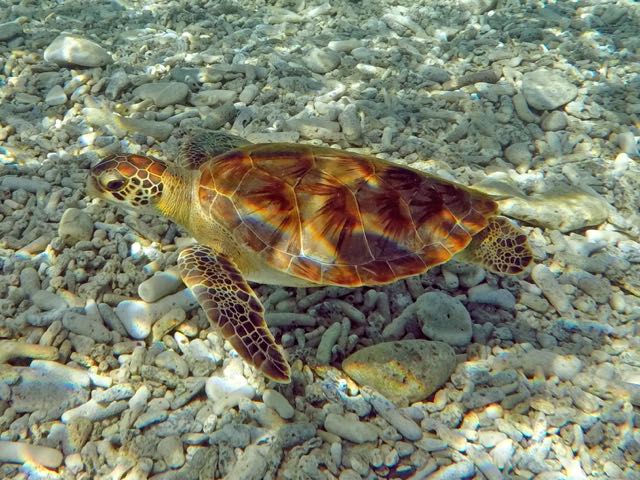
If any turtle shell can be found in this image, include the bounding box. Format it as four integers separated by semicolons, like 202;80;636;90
197;143;498;286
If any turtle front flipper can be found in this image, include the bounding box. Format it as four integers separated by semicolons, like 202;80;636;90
178;245;291;383
179;130;252;169
457;216;533;275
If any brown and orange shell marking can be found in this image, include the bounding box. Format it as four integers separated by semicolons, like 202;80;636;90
198;143;498;287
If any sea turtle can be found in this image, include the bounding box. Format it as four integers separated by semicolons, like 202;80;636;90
88;131;532;383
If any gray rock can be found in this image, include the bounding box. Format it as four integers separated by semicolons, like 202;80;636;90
459;0;498;15
363;389;422;441
1;176;51;193
117;116;174;141
531;264;573;314
306;47;341;74
497;349;582;381
62;312;111;343
238;84;259;104
189;89;237;106
416;292;472;346
44;85;67;106
11;366;89;414
277;423;316;448
133;82;189;108
338;104;362;143
504;142;532;171
263;389;295;420
31;291;67;311
105;70;130;100
468;284;516;311
65;417;92;453
58;208;93;246
316;321;341;364
541;111;568;131
617;132;638;156
522;69;578;111
342;340;456;405
44;35;113;67
0;21;23;41
561;270;611;304
419;66;451;84
328;39;363;52
324;413;379;443
157;435;185;469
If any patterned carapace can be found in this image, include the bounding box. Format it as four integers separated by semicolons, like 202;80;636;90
198;143;500;287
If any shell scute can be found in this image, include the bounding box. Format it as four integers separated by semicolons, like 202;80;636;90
198;143;502;286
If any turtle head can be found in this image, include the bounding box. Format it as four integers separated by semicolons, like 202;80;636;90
88;154;168;211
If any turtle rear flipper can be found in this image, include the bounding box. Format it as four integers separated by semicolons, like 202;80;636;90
456;216;532;274
179;130;252;169
178;245;291;383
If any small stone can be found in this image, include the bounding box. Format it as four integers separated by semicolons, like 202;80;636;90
205;362;255;415
11;364;88;414
416;436;448;452
541;111;568;131
531;264;573;314
497;349;582;381
238;84;259;104
189;89;237;107
468;284;516;311
504;142;532;171
363;389;422;441
45;85;67;106
478;430;507;448
62;399;128;423
158;435;185;469
522;69;578;111
0;441;63;469
343;340;456;405
58;208;94;246
0;21;23;41
44;34;113;67
518;291;549;313
65;417;92;453
277;423;316;448
316;321;342;364
419;65;451;84
62;312;111;343
155;350;189;377
338;104;362;143
65;453;84;474
263;389;295;420
324;413;379;443
133;82;189;108
490;438;515;470
31;291;67;311
428;460;474;479
416;292;472;346
105;70;130;100
116;289;198;339
306;47;341;74
617;131;638;156
152;308;187;342
117;115;174;141
138;271;183;303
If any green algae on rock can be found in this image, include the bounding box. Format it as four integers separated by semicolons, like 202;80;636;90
342;340;456;405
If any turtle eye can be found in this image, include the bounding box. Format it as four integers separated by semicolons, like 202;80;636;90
105;179;126;191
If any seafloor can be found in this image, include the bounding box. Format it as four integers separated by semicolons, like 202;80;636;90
1;0;639;479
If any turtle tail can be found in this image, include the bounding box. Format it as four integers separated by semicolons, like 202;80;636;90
457;216;532;275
